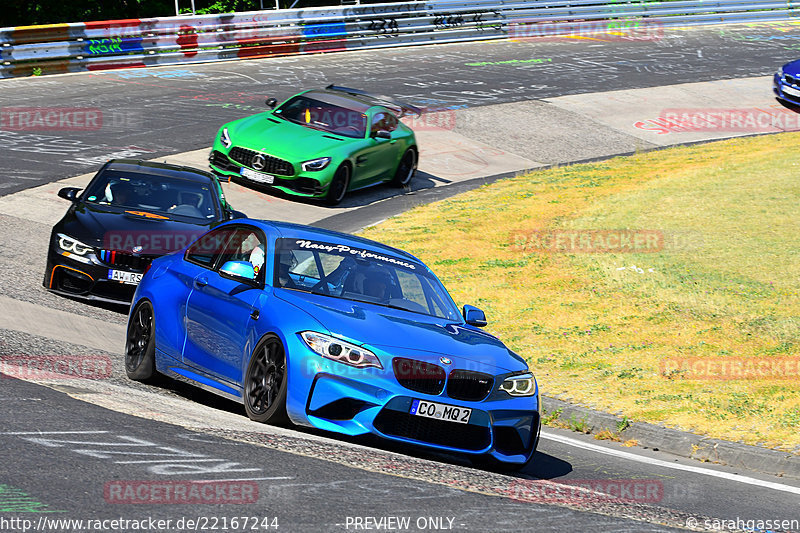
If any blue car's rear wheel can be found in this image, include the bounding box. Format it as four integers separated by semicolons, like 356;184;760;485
125;301;156;381
244;335;288;424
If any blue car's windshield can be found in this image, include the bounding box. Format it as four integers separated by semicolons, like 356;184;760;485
274;238;461;321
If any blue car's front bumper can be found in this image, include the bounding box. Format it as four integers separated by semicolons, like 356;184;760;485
284;334;540;465
774;72;800;104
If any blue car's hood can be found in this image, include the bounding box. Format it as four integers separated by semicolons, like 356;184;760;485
783;59;800;76
275;289;527;373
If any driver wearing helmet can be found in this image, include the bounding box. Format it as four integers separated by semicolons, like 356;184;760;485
362;268;393;300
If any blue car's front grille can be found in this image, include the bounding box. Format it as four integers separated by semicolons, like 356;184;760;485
373;409;491;451
228;146;294;176
392;358;446;396
446;370;494;402
786;74;800;86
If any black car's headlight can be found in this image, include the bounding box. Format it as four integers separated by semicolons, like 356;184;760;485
499;373;537;397
220;127;232;149
57;233;93;256
300;331;382;369
301;157;331;172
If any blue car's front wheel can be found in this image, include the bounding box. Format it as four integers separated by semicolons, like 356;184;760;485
244;334;288;424
125;300;156;382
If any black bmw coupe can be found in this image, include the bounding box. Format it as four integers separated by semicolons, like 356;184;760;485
44;159;244;304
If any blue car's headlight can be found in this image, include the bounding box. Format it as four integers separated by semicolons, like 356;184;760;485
220;127;232;148
301;157;331;172
778;66;785;78
499;373;536;397
300;331;383;369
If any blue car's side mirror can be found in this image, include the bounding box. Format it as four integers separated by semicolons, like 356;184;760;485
220;261;256;282
463;304;487;327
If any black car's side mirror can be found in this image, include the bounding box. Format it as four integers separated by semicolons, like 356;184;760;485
373;130;391;140
265;97;277;109
58;187;80;201
463;304;487;327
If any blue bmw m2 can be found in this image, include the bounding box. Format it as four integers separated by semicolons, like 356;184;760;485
125;220;540;468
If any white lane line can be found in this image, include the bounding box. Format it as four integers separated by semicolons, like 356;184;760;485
191;477;293;482
540;430;800;496
0;430;108;435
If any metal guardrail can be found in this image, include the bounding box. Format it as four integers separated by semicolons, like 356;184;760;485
0;0;796;78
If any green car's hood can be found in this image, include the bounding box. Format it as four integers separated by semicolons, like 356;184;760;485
227;113;354;159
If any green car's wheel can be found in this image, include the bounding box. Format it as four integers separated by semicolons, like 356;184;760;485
325;164;350;206
391;148;416;188
243;335;288;424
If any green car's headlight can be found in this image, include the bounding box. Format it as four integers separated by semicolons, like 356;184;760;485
301;157;331;172
499;373;536;397
300;331;382;369
57;233;93;256
220;127;232;149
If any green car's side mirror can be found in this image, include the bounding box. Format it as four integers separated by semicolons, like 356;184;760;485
266;98;277;109
373;130;391;140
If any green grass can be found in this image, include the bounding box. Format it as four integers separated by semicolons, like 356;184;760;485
360;132;800;450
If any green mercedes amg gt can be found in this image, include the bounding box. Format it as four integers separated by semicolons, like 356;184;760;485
209;85;420;205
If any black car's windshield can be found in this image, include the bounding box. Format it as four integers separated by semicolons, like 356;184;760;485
274;95;368;139
82;170;219;221
274;238;461;321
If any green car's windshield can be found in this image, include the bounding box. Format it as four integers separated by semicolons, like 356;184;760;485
82;170;219;221
274;95;368;139
274;238;461;321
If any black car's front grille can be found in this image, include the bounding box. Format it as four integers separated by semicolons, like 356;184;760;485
446;370;494;402
99;250;152;271
373;409;491;451
392;358;446;396
228;146;294;176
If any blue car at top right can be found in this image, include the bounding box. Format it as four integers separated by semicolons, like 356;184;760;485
774;59;800;104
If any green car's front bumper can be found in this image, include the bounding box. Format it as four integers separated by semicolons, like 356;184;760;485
208;143;335;199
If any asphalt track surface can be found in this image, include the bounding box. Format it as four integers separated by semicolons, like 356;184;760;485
1;23;800;532
0;23;797;195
